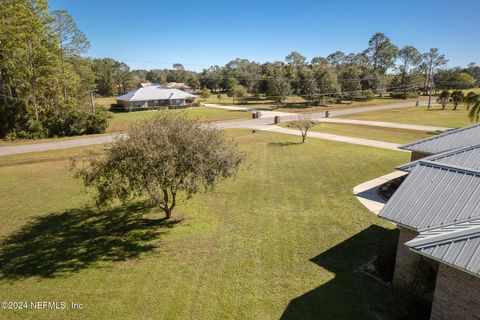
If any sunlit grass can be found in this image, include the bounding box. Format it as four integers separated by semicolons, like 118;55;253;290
0;130;408;319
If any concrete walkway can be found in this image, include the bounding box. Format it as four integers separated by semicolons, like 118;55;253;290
261;126;406;151
320;118;450;132
353;171;407;214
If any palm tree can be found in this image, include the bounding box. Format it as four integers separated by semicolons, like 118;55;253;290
450;90;464;110
437;90;450;109
465;91;478;111
467;93;480;123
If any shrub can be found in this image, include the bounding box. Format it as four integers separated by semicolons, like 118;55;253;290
85;110;110;134
390;92;419;99
109;103;126;112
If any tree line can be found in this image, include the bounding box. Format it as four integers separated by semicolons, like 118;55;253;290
0;0;112;139
1;0;479;139
137;35;479;105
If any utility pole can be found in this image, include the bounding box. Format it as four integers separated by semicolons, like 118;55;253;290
90;91;96;114
427;63;434;109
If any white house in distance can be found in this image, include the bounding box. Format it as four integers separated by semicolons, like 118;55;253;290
116;83;196;111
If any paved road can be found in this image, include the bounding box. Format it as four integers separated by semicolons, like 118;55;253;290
212;100;435;129
0;135;124;156
0;101;431;157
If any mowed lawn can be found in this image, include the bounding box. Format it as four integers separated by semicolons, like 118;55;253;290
107;107;250;132
0;130;409;320
337;105;473;128
279;122;435;144
204;93;425;113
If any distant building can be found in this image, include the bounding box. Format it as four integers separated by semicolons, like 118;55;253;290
377;123;480;320
116;84;196;111
163;82;194;93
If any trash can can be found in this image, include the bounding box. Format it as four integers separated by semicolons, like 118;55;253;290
274;116;280;124
252;112;257;119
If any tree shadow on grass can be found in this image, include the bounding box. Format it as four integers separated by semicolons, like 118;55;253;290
268;141;302;147
0;202;181;281
281;225;400;320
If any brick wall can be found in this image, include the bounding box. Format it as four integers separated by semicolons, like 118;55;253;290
392;227;420;291
430;264;480;320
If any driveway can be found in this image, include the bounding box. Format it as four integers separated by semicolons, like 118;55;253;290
0;101;433;156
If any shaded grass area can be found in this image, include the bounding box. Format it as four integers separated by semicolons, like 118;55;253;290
0;129;409;319
279;122;435;144
107;107;250;133
0;202;180;279
337;105;472;128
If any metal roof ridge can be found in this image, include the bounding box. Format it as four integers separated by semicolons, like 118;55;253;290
396;144;480;171
415;159;480;175
407;222;480;248
399;123;480;150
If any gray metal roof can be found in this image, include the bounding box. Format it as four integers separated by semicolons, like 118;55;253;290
398;144;480;172
116;86;196;102
379;161;480;231
400;123;480;154
406;220;480;277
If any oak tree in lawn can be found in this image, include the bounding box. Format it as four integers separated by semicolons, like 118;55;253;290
74;113;245;219
233;85;247;102
200;87;211;101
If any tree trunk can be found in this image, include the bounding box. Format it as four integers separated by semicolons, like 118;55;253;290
164;207;172;219
161;188;176;219
301;131;306;143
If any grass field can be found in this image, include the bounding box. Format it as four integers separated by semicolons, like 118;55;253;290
95;96;116;109
107;107;250;133
0;130;409;320
337;104;474;128
204;93;425;113
279;122;435;144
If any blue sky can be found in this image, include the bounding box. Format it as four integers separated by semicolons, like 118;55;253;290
49;0;479;71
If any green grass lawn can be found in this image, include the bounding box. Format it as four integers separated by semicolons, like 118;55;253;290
95;96;116;109
204;93;425;113
0;130;409;320
337;104;474;128
107;107;250;133
279;122;435;144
